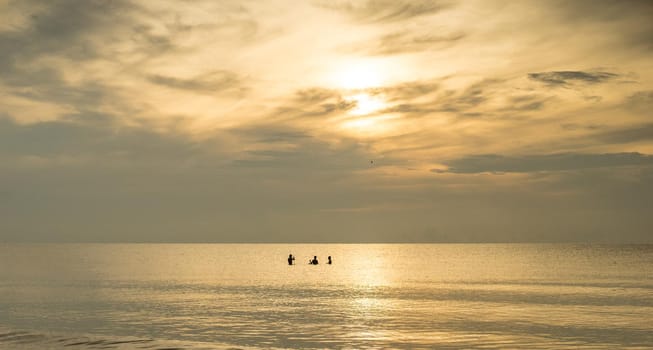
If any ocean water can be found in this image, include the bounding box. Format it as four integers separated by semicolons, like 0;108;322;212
0;244;651;349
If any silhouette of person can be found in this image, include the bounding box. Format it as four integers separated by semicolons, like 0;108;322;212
327;256;332;265
310;256;319;265
288;254;295;265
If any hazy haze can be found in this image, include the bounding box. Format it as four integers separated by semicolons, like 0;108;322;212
1;0;652;242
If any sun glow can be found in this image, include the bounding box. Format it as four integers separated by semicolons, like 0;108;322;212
343;117;377;130
331;61;387;90
341;114;398;136
340;91;391;135
347;93;386;116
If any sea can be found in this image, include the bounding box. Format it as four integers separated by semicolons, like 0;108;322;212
0;244;651;349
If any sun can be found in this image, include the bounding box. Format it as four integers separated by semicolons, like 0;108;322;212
338;66;383;90
330;61;387;90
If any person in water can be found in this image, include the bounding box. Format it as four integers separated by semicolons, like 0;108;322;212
288;254;295;265
327;256;332;265
310;256;318;265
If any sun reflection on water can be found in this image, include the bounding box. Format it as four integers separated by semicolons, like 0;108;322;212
353;297;383;310
344;248;389;287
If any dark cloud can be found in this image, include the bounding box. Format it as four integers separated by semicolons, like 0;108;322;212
147;71;244;94
439;153;653;174
0;115;383;243
0;113;369;177
595;124;653;144
554;0;653;20
369;79;542;119
271;88;356;121
295;88;341;103
451;84;486;107
269;78;543;123
0;1;128;107
369;80;440;101
0;1;257;117
320;0;450;23
227;122;371;171
229;125;311;144
364;79;492;117
560;123;603;131
434;79;500;115
347;30;465;55
0;1;139;77
128;23;177;55
504;95;547;112
625;90;653;110
528;71;619;86
0;1;133;61
513;101;544;111
349;80;442;118
382;103;437;117
0;116;200;161
269;79;481;121
1;115;652;243
232;141;367;170
552;0;653;52
16;80;110;114
1;1;652;243
0;1;162;121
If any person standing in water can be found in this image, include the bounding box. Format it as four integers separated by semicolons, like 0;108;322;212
288;254;295;265
327;256;332;265
310;256;319;265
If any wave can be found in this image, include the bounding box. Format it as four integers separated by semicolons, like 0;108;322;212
0;328;250;350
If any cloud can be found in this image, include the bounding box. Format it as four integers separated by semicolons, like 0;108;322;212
446;82;488;107
595;124;653;144
225;122;372;172
365;78;545;119
232;143;367;170
0;113;369;178
229;125;310;144
528;71;619;86
0;1;124;95
347;30;465;55
503;95;547;112
369;80;440;101
439;153;653;174
553;0;653;51
0;116;201;161
365;78;491;117
0;114;386;242
271;88;356;121
560;123;603;131
147;71;244;94
319;0;450;23
1;1;131;56
0;1;140;77
0;1;175;123
431;79;504;116
625;90;653;110
1;0;652;243
0;0;259;124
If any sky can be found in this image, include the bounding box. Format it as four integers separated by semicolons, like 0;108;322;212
1;0;652;243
